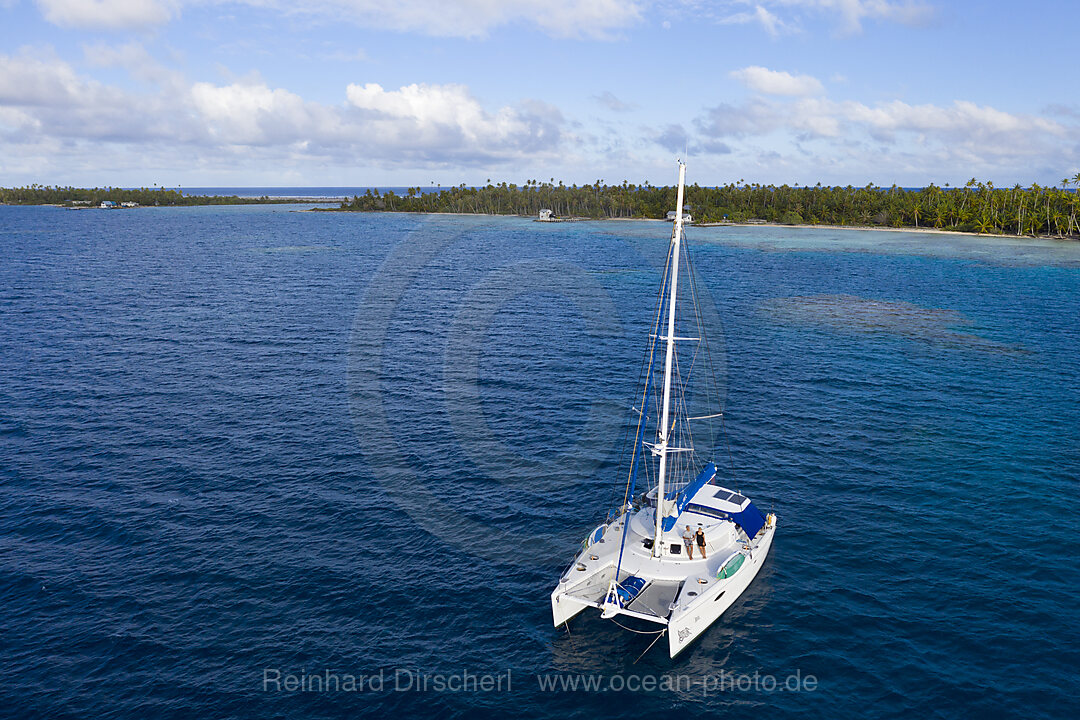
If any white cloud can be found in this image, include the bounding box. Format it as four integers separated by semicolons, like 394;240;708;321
717;5;791;37
0;51;167;136
730;66;824;96
0;105;39;133
695;97;782;137
593;91;635;112
848;0;934;28
695;93;1070;178
0;50;567;177
32;0;643;39
837;98;1063;142
790;97;842;136
814;0;934;34
35;0;176;30
679;82;1080;185
310;0;643;39
191;81;320;145
347;83;480;128
82;41;188;91
0;52;88;107
0;51;193;143
345;82;562;159
712;0;934;35
28;0;932;40
652;123;687;152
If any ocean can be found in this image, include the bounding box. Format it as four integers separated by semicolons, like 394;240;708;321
180;187;445;199
1;203;1077;718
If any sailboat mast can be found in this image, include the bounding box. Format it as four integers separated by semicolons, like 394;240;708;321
653;161;686;556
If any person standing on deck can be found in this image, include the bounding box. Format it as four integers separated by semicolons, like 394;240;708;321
695;526;707;559
682;525;695;559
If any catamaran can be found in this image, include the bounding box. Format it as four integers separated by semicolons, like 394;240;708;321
550;162;777;658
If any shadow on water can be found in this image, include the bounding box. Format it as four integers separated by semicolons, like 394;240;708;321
760;293;1030;355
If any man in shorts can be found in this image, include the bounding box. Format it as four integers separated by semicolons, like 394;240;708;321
682;525;695;559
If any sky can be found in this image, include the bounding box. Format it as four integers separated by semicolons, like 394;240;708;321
1;0;1078;188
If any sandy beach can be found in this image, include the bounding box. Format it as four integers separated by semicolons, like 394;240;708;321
696;220;1079;242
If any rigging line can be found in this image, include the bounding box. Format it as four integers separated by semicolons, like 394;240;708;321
721;411;738;489
678;243;704;386
686;239;738;485
672;345;695;481
634;629;668;664
645;234;678;454
682;233;707;371
608;292;658;514
613;236;674;583
684;325;703;390
643;264;676;456
676;238;711;479
670;246;707;475
609;618;666;635
683;235;711;407
621;241;672;509
683;230;730;478
607;341;648;517
609;244;671;517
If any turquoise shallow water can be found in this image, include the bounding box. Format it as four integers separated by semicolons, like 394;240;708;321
1;205;1078;718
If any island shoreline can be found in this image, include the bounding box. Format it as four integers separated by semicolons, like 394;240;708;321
311;208;1077;242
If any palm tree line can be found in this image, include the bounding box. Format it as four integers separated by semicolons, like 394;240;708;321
339;174;1080;237
0;185;299;206
5;176;1078;237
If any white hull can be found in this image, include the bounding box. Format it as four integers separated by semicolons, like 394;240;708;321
551;484;776;657
550;161;776;659
667;515;775;656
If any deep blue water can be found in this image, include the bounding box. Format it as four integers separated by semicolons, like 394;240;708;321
181;187;445;198
166;185;1047;198
1;204;1078;718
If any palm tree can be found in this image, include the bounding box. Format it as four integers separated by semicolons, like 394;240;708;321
1067;191;1079;237
931;204;946;229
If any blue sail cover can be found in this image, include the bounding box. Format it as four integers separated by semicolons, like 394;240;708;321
730;501;766;539
677;499;768;539
661;462;717;532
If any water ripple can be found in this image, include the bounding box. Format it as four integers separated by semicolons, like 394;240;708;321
0;207;1076;718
